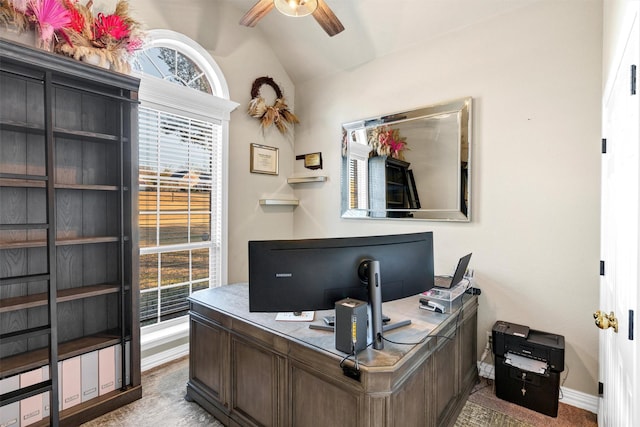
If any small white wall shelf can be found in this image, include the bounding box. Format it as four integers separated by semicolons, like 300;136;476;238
287;176;327;184
259;199;300;206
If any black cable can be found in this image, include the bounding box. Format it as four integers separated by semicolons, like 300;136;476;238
339;341;373;369
381;278;474;347
340;279;478;370
469;381;493;396
381;333;455;346
339;351;353;368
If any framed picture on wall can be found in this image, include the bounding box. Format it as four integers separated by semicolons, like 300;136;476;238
250;143;279;175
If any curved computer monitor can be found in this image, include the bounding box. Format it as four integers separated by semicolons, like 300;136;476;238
248;232;434;312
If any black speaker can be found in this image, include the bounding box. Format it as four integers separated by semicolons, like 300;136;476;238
335;298;368;354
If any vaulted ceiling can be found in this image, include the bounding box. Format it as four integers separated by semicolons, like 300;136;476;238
224;0;543;84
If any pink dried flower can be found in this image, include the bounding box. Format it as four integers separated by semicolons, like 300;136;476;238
377;128;407;158
125;37;143;54
388;138;405;157
29;0;72;45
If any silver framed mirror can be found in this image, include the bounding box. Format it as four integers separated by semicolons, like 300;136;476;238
341;97;471;221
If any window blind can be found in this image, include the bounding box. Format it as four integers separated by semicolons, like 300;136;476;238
138;106;222;326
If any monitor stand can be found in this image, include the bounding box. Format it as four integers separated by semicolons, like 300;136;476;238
364;260;412;349
382;319;412;332
366;305;412;347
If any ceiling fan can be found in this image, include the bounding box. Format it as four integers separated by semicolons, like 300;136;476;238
239;0;345;37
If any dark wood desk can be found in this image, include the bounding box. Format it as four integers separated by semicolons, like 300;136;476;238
186;283;477;427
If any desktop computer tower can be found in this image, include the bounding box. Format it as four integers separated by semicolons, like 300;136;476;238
335;298;368;354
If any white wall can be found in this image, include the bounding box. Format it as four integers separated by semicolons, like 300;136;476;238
293;1;602;396
129;0;298;283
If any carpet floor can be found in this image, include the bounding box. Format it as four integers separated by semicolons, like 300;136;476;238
81;357;597;426
455;401;533;427
462;379;597;427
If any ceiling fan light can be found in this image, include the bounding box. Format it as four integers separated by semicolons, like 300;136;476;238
274;0;318;18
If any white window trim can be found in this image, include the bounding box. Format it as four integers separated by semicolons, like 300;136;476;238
140;316;190;371
138;29;231;100
135;30;238;367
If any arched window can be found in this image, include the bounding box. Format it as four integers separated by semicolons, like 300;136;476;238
133;30;237;330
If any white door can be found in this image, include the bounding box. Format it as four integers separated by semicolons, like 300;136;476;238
600;4;639;426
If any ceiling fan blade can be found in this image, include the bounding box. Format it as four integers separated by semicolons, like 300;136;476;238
239;0;275;27
312;0;345;37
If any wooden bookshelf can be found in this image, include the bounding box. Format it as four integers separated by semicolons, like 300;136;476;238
0;283;121;313
0;39;141;425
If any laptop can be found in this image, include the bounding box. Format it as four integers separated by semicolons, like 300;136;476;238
434;253;472;289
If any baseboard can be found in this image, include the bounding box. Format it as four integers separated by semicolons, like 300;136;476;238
559;386;599;415
142;343;189;372
477;361;598;415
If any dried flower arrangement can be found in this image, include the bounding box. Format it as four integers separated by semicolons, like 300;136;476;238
368;125;407;160
0;0;144;73
1;0;67;49
248;76;299;134
0;0;28;29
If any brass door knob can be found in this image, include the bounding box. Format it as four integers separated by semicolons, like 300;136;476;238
593;310;618;333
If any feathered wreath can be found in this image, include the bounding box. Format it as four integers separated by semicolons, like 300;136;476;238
248;76;299;134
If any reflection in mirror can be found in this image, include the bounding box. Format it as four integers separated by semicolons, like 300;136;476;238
341;97;471;221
